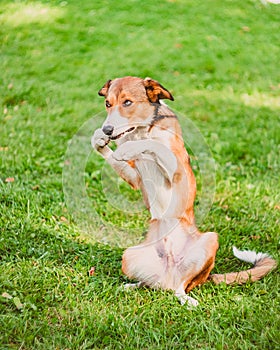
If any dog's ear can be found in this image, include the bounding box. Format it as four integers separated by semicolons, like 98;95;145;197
98;80;112;97
143;77;174;103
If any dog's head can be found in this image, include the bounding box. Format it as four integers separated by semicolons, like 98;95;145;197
98;76;174;142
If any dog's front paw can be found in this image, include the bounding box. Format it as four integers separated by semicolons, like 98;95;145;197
112;142;138;161
112;141;134;161
112;148;128;161
91;128;110;151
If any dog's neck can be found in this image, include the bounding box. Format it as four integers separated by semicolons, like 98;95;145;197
115;102;179;146
150;102;177;127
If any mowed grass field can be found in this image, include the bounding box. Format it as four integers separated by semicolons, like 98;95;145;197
0;0;280;349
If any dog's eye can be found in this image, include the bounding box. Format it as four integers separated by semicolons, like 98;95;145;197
123;100;132;107
105;101;111;108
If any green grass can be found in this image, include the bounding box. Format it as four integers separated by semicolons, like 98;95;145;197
1;0;280;349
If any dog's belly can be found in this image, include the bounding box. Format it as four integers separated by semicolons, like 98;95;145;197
135;157;173;219
154;224;198;289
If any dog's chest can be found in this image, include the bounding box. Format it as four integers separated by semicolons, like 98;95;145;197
135;156;173;219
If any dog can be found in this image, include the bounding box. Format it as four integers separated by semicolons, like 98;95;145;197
91;76;277;307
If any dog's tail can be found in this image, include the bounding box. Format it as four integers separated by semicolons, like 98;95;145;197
210;246;277;285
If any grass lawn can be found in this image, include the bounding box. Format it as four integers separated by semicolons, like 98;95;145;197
1;0;279;349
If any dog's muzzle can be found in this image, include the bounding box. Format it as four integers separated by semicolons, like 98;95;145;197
103;124;136;140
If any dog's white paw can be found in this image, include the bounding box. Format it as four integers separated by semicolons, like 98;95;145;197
123;282;144;289
91;128;109;150
113;141;148;161
176;294;199;308
112;148;127;161
113;143;137;161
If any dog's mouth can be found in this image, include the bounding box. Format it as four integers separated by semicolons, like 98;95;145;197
110;127;136;140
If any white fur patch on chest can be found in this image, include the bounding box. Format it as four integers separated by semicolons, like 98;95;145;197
136;155;173;219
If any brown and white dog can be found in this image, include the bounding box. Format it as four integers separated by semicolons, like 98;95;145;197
91;76;276;307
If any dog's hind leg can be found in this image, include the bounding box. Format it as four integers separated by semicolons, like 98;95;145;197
122;244;165;289
178;231;218;298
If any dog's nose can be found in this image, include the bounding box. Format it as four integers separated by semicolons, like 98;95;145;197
102;125;114;136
